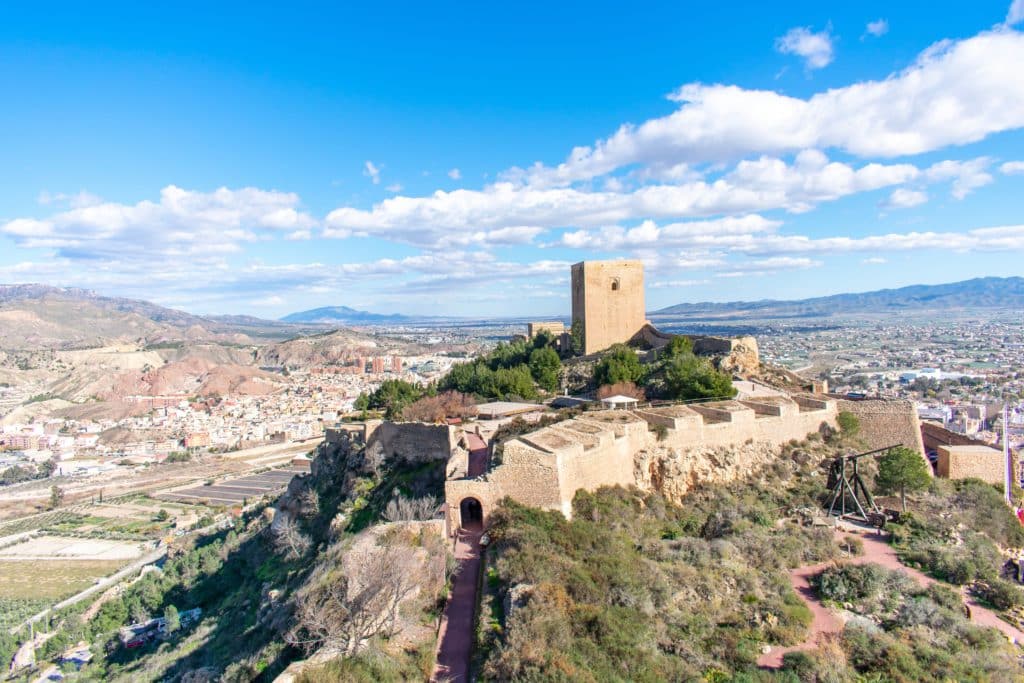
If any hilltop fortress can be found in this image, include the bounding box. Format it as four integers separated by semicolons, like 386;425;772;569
317;260;923;536
441;259;844;532
445;393;838;529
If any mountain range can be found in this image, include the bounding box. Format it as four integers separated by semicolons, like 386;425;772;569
651;276;1024;319
279;305;413;324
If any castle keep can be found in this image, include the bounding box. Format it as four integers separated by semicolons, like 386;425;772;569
571;260;647;355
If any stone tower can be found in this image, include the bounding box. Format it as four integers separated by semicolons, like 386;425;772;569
571;260;646;355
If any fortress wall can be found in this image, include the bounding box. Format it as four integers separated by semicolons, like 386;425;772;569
363;421;458;466
443;398;837;532
921;421;989;452
656;402;836;451
690;336;735;355
936;445;1011;485
837;399;926;458
556;431;643;518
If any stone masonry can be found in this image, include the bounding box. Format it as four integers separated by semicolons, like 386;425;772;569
935;444;1011;485
571;260;647;355
444;393;837;531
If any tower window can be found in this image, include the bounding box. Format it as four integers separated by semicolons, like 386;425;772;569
611;278;620;291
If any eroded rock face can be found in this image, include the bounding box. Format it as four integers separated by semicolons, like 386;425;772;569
634;440;781;505
717;335;760;377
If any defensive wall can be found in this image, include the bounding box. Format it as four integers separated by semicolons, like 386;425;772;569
935;444;1011;485
444;394;837;530
921;421;990;453
325;421;462;468
835;398;926;458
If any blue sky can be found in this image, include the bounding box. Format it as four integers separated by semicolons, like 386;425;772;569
2;1;1024;317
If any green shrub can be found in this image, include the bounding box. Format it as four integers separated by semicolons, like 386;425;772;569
974;578;1024;611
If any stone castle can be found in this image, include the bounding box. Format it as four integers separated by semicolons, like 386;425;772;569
317;259;922;536
439;259;848;532
444;394;838;530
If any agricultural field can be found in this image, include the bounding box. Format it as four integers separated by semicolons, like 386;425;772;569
156;467;301;506
0;596;50;631
0;535;146;561
0;496;203;544
0;559;126;600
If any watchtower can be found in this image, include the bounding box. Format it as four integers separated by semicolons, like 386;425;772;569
570;260;646;355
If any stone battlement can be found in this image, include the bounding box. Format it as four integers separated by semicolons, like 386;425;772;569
444;394;836;531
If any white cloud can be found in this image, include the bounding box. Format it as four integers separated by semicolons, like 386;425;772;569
717;256;823;278
650;279;710;289
881;188;928;209
518;30;1024;186
1008;0;1024;26
1001;161;1024;174
37;190;103;208
775;26;835;70
712;224;1024;255
250;295;285;307
865;19;889;38
1;185;317;261
326;155;918;247
561;215;781;251
924;157;993;198
363;160;381;184
386;183;403;193
448;168;462;180
862;256;887;264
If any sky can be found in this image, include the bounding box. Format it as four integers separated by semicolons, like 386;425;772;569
2;1;1024;318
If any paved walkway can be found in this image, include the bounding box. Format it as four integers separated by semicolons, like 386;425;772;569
758;527;1024;668
433;528;482;682
466;433;489;478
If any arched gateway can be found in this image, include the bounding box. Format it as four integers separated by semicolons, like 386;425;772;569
459;497;483;530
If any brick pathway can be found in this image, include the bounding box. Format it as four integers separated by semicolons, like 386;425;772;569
433;528;482;682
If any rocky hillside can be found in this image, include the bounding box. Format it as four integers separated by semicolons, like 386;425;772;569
256;329;426;368
0;284;316;350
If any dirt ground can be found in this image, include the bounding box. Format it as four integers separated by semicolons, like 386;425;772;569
0;535;145;561
0;559;127;600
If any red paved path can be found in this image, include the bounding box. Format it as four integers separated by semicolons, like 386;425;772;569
758;528;1024;668
466;432;489;478
433;528;482;682
432;432;490;681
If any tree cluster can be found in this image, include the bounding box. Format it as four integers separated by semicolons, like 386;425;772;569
438;335;562;400
590;336;736;402
356;379;427;419
401;391;478;423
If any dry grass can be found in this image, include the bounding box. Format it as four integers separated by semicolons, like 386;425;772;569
0;559;126;600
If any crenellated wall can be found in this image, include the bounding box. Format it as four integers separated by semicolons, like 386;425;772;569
444;395;837;532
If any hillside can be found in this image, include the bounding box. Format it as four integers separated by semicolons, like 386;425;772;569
256;329;426;368
0;285;312;350
652;276;1024;319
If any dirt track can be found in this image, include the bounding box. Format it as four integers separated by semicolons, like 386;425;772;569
758;527;1024;668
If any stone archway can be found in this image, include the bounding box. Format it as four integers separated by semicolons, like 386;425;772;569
459;497;483;531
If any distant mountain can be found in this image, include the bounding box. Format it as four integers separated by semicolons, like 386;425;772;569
280;305;411;324
0;284;304;350
651;277;1024;319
